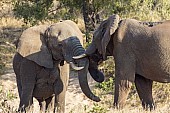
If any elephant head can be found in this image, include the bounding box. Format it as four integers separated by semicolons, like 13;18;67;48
73;15;119;82
17;21;100;102
85;14;119;60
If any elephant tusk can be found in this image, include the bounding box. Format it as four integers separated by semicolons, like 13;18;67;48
72;53;87;59
70;62;84;70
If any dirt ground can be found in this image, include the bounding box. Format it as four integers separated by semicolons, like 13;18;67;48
0;69;96;113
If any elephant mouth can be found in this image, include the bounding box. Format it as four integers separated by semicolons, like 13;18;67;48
73;50;103;65
73;50;105;83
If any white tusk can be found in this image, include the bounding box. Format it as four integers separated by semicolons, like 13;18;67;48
70;62;84;70
72;54;87;59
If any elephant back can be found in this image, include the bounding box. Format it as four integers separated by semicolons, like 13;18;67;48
17;25;54;68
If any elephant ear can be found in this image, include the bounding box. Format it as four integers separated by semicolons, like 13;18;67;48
17;26;53;68
101;14;120;60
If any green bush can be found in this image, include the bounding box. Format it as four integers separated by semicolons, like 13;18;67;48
13;0;53;25
88;103;108;113
96;77;114;92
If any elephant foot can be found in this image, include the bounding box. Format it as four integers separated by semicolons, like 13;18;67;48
17;105;34;113
114;79;132;109
142;102;155;111
113;102;125;110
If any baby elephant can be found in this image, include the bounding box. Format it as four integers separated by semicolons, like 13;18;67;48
13;20;102;113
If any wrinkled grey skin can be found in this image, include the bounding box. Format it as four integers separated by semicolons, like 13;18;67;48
13;20;100;113
81;14;170;110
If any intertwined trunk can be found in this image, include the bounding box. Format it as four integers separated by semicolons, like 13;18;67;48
68;37;100;102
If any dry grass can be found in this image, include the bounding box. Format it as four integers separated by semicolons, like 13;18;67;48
1;16;170;113
0;17;24;28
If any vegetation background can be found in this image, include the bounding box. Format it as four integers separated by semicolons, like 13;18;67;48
1;0;170;112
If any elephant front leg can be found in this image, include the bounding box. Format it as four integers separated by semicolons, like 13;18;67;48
56;92;65;113
114;78;133;108
55;63;69;113
19;88;34;112
135;74;155;110
36;98;46;113
45;95;55;112
113;54;135;108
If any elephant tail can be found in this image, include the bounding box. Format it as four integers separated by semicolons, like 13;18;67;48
13;53;23;75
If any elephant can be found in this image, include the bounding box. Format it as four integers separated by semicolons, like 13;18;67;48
13;20;103;113
73;14;170;110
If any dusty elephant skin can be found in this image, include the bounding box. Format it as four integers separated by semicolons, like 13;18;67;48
13;20;102;113
74;14;170;110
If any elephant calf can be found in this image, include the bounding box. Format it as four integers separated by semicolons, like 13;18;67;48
13;20;103;113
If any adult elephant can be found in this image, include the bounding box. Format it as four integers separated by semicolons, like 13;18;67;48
13;20;102;113
74;14;170;110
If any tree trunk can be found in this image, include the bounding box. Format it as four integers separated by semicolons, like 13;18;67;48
82;0;95;42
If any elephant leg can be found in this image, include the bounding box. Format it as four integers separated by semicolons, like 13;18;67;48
135;74;155;110
55;63;69;113
114;78;133;108
45;95;55;112
18;58;36;112
114;55;135;109
37;98;46;113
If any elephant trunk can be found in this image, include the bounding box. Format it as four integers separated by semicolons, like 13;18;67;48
85;43;97;55
70;37;100;102
72;43;96;59
73;42;105;83
77;58;100;102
